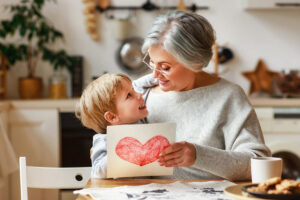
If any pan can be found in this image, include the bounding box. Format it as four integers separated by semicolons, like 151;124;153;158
116;37;149;74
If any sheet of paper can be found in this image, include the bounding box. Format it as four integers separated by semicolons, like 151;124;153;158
107;123;176;178
74;180;235;200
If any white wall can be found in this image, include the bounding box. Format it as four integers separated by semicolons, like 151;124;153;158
2;0;300;99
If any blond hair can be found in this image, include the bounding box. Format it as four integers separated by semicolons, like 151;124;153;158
75;73;131;133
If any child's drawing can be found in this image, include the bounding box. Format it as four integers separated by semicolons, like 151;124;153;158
115;135;170;166
107;123;176;178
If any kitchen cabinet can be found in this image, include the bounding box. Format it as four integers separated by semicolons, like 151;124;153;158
9;109;60;200
242;0;300;10
0;104;9;200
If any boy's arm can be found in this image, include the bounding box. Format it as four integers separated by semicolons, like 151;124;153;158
91;134;107;178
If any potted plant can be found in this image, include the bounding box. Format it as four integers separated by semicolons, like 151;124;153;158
0;0;72;99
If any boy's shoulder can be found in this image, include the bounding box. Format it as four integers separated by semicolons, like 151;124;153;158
93;133;106;141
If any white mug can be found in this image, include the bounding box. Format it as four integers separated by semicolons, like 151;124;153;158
251;157;282;183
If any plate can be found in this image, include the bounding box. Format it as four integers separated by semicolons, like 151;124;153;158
242;184;300;200
224;183;267;200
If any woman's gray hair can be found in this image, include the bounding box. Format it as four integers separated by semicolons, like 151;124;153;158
142;11;215;71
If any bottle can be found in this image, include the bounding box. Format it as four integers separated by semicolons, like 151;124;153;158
49;70;67;99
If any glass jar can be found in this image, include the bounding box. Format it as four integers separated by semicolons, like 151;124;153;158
49;71;67;99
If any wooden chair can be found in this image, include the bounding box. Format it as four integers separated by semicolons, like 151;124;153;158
19;157;91;200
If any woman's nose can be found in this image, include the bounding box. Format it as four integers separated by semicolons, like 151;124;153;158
153;69;160;78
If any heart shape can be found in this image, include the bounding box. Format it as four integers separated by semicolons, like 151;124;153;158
115;135;170;166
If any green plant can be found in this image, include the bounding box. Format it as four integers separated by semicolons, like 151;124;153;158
0;0;72;78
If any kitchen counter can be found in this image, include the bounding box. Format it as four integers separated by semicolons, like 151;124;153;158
0;98;300;112
249;98;300;107
0;99;79;112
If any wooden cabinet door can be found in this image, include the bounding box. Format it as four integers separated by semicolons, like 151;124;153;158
9;109;59;200
0;109;9;200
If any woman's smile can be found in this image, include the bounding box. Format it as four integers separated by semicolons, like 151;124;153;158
159;79;169;86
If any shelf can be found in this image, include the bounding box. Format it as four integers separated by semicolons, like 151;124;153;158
242;0;300;10
97;4;209;13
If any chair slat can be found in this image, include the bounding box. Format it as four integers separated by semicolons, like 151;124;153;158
19;157;91;200
27;166;91;189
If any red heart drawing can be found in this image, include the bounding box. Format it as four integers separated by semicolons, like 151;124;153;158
115;135;170;166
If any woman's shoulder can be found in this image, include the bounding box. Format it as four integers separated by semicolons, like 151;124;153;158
190;77;245;97
217;78;245;94
216;78;252;107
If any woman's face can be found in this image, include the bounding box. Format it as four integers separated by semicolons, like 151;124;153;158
148;45;197;92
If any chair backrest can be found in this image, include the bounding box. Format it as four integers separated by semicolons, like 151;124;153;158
19;157;91;200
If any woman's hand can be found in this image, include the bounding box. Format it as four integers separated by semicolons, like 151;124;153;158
158;141;196;167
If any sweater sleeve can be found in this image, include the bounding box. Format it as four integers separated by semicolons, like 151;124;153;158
132;73;158;94
191;87;271;181
91;134;107;178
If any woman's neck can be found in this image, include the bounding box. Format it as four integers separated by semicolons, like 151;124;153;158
193;71;220;89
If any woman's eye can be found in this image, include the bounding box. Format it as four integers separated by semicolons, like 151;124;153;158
161;64;170;71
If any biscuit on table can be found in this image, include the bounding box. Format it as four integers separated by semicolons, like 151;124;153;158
267;189;290;194
247;186;268;193
258;177;281;188
247;177;300;195
276;179;299;191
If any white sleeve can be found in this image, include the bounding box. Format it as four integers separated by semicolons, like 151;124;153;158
91;134;107;178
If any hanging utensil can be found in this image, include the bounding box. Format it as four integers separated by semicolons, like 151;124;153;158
98;0;110;10
177;0;187;11
141;0;158;11
117;37;148;74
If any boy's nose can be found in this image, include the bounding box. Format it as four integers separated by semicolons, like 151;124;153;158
137;93;142;99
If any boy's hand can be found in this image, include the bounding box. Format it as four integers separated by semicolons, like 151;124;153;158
158;141;196;167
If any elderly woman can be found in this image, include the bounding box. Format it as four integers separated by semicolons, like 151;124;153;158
133;11;271;181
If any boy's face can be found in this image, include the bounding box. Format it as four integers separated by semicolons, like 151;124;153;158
114;79;148;124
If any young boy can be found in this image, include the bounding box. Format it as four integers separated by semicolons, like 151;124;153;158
76;73;151;178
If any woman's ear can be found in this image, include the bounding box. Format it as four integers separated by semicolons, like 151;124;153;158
104;111;119;125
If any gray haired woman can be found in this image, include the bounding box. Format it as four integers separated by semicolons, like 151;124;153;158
134;10;271;181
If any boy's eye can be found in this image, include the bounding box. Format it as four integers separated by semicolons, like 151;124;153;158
126;93;132;99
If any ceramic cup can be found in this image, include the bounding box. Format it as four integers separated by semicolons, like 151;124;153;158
251;157;282;183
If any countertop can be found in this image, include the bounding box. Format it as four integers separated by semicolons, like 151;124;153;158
0;99;78;112
1;98;300;111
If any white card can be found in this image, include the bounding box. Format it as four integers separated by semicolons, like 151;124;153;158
107;123;176;178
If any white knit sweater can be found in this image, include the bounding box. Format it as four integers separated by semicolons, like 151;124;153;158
133;74;271;181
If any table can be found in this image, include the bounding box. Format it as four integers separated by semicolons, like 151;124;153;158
75;178;224;200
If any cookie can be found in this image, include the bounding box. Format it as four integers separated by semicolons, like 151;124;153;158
247;185;268;193
258;177;281;188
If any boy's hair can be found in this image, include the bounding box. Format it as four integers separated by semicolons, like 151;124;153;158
75;73;131;133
